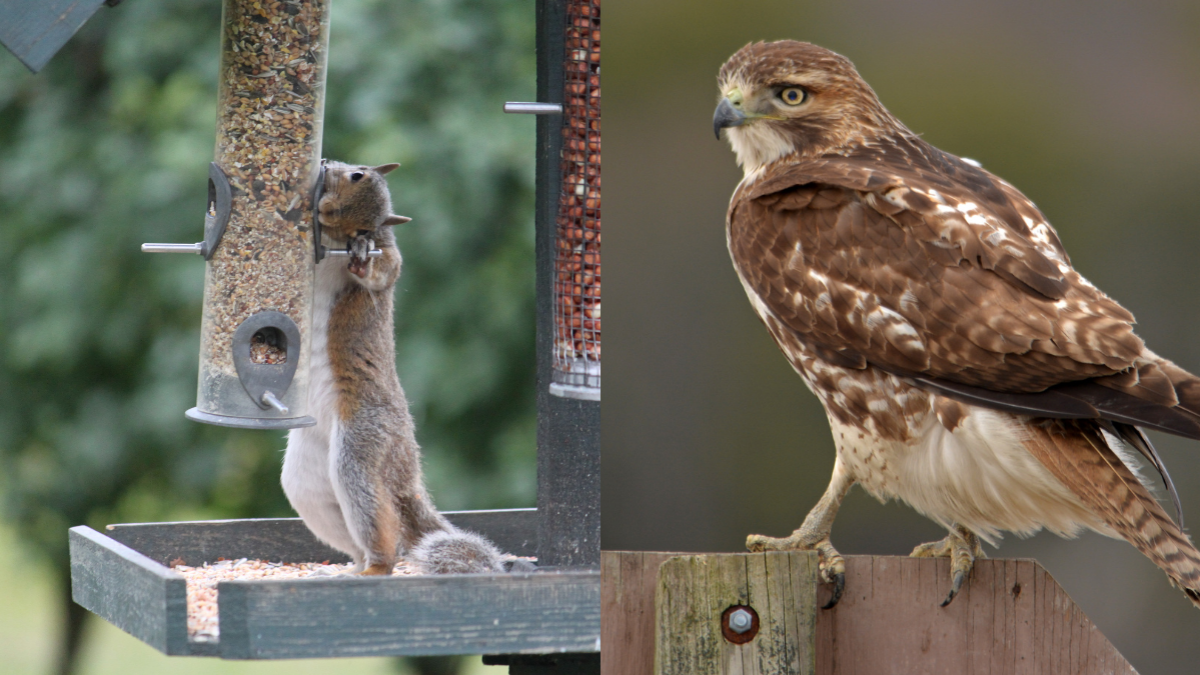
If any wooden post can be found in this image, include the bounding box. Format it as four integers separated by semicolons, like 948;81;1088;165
655;552;818;675
600;552;1140;675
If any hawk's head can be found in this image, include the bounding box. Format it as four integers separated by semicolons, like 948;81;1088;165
715;41;907;175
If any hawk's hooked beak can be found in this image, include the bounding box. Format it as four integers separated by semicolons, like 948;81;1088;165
713;97;747;139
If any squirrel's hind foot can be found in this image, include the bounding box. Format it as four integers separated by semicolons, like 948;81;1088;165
356;562;394;576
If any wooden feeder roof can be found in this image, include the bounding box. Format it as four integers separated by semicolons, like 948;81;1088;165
0;0;115;73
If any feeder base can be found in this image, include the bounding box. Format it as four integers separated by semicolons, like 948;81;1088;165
549;383;600;401
185;407;316;429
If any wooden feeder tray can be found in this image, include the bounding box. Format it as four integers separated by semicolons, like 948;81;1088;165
69;509;600;660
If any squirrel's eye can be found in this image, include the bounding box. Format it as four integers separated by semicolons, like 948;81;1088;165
350;172;364;182
780;87;807;106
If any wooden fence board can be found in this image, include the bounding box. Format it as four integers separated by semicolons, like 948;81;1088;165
601;553;1138;675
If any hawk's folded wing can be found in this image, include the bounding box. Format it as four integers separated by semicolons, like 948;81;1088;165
727;142;1200;438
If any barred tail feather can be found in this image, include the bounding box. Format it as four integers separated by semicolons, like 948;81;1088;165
1154;356;1200;420
1025;419;1200;607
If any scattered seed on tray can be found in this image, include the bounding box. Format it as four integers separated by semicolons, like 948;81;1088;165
175;558;396;640
173;554;536;640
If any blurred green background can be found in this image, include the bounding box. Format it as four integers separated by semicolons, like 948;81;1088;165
604;1;1200;673
0;0;537;673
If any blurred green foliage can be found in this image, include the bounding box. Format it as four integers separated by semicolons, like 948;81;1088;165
0;0;536;671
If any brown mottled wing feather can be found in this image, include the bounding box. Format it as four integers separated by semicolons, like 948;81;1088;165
728;136;1200;439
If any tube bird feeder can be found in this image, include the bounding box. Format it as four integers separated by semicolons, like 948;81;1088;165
144;0;332;429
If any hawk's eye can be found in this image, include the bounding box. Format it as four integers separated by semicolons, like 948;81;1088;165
779;87;807;106
350;172;364;182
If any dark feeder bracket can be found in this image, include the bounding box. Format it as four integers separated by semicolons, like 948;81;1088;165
142;162;232;260
186;310;302;427
74;0;600;671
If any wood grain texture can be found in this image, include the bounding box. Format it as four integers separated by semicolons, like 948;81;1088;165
68;526;193;655
602;554;1137;675
653;552;818;675
0;0;108;72
812;557;1137;675
601;552;682;675
104;509;537;567
218;569;600;659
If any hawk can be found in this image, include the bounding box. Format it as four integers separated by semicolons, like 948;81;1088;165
714;40;1200;609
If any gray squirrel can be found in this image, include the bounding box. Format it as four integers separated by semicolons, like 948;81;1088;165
281;161;522;575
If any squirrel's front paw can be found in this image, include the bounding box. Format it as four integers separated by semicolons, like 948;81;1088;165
347;234;374;278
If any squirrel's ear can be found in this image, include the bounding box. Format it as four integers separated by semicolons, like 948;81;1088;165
373;163;401;175
383;214;412;226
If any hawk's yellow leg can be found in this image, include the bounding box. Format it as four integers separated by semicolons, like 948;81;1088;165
910;524;985;607
746;461;854;608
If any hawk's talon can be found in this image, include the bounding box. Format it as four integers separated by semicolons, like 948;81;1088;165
822;571;845;609
940;569;965;607
746;531;845;609
911;524;981;608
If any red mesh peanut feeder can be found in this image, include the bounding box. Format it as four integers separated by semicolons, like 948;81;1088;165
549;0;600;401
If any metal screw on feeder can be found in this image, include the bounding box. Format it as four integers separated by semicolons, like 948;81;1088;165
503;102;563;114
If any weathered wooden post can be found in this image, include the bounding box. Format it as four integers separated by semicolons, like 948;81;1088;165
602;552;1141;675
655;553;818;675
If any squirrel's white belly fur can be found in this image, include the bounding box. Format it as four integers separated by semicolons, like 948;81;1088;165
281;258;359;557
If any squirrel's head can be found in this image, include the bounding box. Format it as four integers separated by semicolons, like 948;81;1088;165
318;161;412;238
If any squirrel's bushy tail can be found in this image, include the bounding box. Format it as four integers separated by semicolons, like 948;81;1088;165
410;528;508;574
